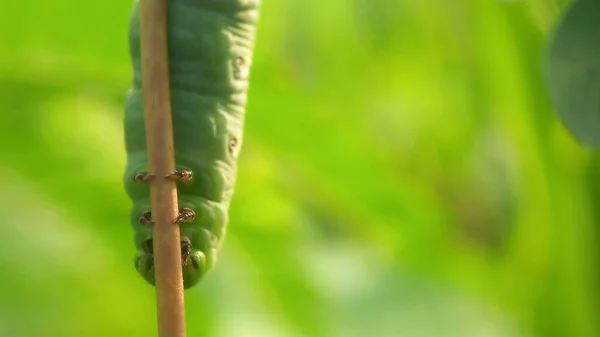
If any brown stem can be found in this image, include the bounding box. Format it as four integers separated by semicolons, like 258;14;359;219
139;0;187;336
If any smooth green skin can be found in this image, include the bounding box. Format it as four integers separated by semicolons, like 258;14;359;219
123;0;260;289
545;0;600;147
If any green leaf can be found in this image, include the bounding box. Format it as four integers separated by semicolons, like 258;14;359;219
546;0;600;147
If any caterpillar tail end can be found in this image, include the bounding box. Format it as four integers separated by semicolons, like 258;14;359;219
134;244;213;290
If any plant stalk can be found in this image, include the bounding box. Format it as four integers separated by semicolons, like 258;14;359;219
139;0;187;336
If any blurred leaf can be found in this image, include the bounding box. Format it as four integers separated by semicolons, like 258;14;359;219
546;0;600;147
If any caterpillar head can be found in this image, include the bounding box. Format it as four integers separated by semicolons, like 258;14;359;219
134;236;207;289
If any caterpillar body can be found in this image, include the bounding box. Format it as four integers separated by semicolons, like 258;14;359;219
123;0;260;289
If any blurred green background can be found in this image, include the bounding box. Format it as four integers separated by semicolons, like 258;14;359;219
0;0;597;336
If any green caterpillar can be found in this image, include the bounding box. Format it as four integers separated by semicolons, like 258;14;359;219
123;0;260;289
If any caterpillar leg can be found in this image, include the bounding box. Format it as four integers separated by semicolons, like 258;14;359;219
141;238;154;270
181;236;192;264
135;169;192;184
166;169;193;183
134;172;155;183
138;211;154;225
142;238;154;255
174;208;196;224
139;237;196;270
140;208;194;225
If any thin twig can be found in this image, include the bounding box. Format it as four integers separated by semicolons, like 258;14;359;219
139;0;187;336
